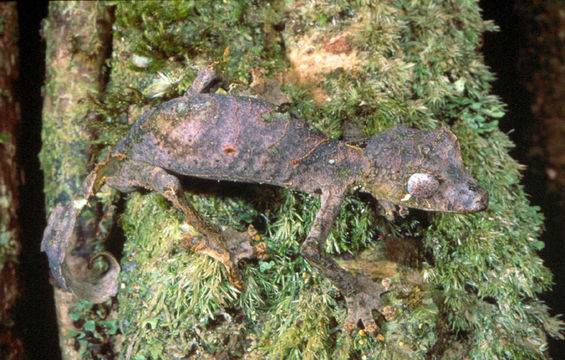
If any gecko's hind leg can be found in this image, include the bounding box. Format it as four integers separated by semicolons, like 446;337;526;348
300;189;389;335
107;159;266;288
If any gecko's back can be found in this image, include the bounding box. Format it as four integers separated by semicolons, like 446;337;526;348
116;94;328;187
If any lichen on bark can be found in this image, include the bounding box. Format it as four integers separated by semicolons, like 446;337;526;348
39;2;116;359
40;2;113;209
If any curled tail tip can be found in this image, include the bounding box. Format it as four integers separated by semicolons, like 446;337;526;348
63;251;121;303
42;201;121;303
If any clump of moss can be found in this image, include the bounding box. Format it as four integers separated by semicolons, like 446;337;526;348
91;1;288;152
67;300;120;359
118;191;260;358
104;1;563;359
112;1;286;74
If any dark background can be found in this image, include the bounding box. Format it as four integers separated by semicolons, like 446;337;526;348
14;1;564;358
481;0;565;357
16;1;58;358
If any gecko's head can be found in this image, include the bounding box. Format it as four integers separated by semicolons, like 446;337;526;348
358;125;488;213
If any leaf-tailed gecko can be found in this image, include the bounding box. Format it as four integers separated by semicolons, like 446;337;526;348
42;68;488;334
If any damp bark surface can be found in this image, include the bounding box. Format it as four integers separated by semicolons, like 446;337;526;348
0;3;24;359
39;2;114;359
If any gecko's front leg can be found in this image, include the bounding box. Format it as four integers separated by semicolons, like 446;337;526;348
106;159;267;289
300;188;386;335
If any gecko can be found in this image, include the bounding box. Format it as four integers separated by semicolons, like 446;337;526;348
41;67;488;334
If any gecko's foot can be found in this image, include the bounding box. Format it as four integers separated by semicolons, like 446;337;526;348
183;225;268;289
343;276;391;335
221;225;269;263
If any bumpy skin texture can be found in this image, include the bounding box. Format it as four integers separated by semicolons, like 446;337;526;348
42;68;488;333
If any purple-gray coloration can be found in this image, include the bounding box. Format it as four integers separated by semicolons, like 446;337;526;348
41;68;488;334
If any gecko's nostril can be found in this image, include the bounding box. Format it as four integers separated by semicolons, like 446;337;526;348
458;182;489;213
468;183;481;192
477;190;488;211
470;186;488;212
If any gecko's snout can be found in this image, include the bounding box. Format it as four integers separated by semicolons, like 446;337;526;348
464;182;489;213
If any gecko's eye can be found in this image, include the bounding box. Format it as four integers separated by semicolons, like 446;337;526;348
407;173;439;199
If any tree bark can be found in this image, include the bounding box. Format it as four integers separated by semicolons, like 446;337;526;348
39;2;113;359
0;2;24;360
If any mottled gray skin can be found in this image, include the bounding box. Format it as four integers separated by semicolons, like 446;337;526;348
116;94;365;195
42;68;488;334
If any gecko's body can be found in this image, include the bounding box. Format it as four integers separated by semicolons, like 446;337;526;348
116;93;361;194
42;69;488;333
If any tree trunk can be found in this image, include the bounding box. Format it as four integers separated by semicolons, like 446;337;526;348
0;3;24;359
39;2;113;359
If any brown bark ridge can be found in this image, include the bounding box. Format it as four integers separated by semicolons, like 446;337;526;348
0;2;24;360
39;2;113;359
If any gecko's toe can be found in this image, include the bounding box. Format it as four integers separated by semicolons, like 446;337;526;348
226;268;244;290
343;275;387;335
343;321;359;336
182;229;241;284
221;226;269;263
183;224;268;289
252;242;269;259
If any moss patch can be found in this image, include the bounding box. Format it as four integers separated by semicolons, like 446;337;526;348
101;1;564;359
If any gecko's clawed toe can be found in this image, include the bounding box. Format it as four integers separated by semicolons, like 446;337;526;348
343;275;387;335
222;225;269;263
183;224;268;288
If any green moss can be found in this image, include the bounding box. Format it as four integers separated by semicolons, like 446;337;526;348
111;0;288;80
92;1;288;150
118;192;256;358
105;1;563;359
67;300;120;358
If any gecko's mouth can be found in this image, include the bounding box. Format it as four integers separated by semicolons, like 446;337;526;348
400;180;489;214
454;182;489;213
415;181;489;214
